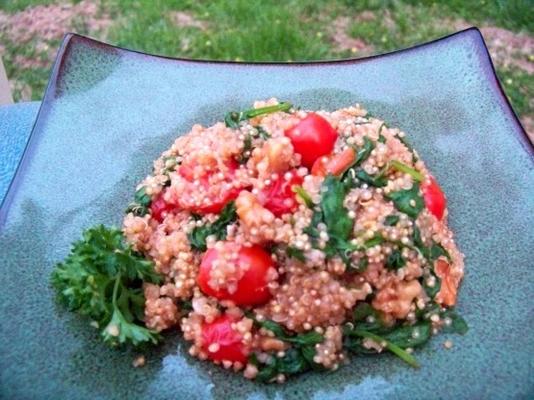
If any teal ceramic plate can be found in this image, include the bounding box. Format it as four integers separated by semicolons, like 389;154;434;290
1;29;533;400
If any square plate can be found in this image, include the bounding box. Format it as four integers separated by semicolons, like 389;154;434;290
1;29;533;400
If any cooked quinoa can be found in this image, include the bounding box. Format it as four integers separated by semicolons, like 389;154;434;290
121;99;466;382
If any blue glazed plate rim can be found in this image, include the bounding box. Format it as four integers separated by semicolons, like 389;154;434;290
0;27;532;228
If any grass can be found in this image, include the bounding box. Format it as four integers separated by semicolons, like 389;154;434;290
0;0;532;130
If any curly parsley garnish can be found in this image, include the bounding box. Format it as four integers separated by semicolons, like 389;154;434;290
51;225;162;346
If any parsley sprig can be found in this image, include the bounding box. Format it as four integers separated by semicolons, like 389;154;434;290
51;225;162;346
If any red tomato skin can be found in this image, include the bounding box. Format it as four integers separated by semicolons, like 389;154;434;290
421;176;446;220
201;315;248;363
198;245;275;306
284;113;338;168
177;159;244;215
257;171;303;217
150;191;176;222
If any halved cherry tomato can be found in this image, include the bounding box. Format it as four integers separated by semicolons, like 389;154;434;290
284;113;338;168
311;147;356;177
256;170;303;216
198;243;275;306
421;176;446;220
177;159;245;214
150;191;177;222
434;259;457;306
201;314;249;363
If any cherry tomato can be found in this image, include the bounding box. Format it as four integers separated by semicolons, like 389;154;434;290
284;113;338;168
201;314;249;363
177;159;245;214
198;244;275;306
311;147;355;177
257;170;303;216
150;191;177;222
421;176;446;220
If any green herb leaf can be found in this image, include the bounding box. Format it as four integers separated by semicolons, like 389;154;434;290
125;187;152;216
255;125;271;140
397;135;419;163
352;256;368;272
286;246;306;262
364;234;384;249
51;225;161;347
386;183;424;219
377;123;387;143
385;248;406;270
382;322;432;348
321;175;353;240
440;309;469;335
384;215;400;226
352;303;377;322
354;137;374;167
423;271;441;299
429;243;452;262
390;160;423;182
292;185;314;208
354;169;388;187
188;202;237;251
238;133;253;164
256;318;324;346
225;102;292;128
349;329;420;368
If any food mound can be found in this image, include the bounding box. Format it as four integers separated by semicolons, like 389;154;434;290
53;99;467;383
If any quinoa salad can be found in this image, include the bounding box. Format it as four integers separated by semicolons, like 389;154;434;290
52;99;467;382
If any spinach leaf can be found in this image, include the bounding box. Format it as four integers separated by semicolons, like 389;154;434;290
351;256;368;272
187;202;237;251
321;175;353;240
352;302;377;322
390;160;423;182
440;309;469;335
384;215;400;226
397;134;419;163
386;183;424;218
225;102;292;128
423;271;441;299
237;133;253;164
364;234;384;249
385;249;406;270
343;326;420;367
292;185;314;208
286;246;306;262
251;318;325;381
256;318;324;346
254;346;321;382
377;122;387;143
429;243;452;262
382;322;432;348
354;169;388;188
255;125;271;140
125;187;152;216
354;136;375;167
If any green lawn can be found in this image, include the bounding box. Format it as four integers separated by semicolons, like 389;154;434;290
1;0;532;131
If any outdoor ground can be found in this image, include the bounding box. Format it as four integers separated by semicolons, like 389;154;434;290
1;0;532;138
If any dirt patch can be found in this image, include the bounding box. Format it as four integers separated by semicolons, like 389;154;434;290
480;27;534;74
169;11;207;30
0;1;111;44
519;116;534;143
331;16;374;55
452;21;534;74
